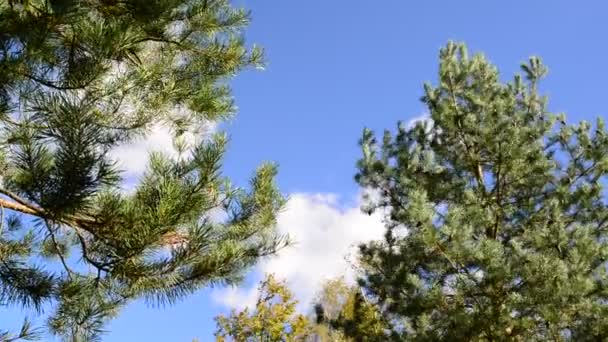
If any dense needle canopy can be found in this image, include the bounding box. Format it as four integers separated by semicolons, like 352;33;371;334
354;42;608;340
0;0;286;340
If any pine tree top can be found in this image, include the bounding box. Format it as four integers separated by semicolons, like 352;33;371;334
355;41;608;340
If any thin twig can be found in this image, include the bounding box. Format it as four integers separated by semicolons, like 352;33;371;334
44;220;73;280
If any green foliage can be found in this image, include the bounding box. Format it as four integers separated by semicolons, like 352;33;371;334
313;277;388;342
212;274;395;342
214;274;311;342
311;278;351;342
213;275;389;342
0;318;42;342
0;0;285;340
355;41;608;340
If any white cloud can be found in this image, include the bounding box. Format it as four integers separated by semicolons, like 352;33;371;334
214;285;259;311
211;192;386;311
406;112;432;129
110;121;217;178
110;124;175;177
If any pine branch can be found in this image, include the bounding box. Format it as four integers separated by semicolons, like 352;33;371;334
73;230;112;273
0;318;42;342
446;73;486;191
0;194;184;251
19;72;95;91
0;188;38;209
43;221;73;280
0;198;40;217
1;1;282;338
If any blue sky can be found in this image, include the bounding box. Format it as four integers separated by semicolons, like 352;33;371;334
4;1;608;340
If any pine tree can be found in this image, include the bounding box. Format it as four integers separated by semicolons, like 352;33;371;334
214;274;311;342
0;0;287;340
355;42;608;340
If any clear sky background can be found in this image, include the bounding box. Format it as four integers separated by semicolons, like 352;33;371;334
3;1;608;340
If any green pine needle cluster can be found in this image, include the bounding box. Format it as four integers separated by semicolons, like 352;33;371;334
0;0;286;340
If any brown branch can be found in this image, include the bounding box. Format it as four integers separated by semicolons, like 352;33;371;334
0;190;187;254
0;198;40;216
132;36;188;49
20;72;86;91
492;141;503;239
0;191;95;227
0;201;4;236
446;74;485;190
0;188;36;208
74;229;112;273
